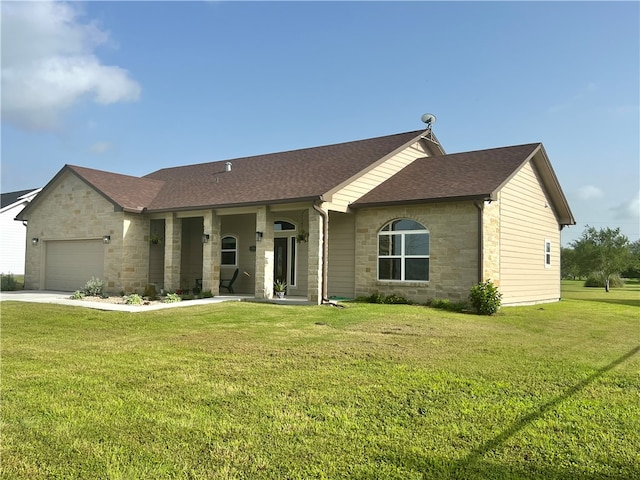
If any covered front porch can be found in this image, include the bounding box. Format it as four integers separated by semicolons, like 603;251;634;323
146;204;325;303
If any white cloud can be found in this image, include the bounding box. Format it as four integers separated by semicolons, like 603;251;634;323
89;142;112;154
1;1;141;132
548;82;597;114
612;191;640;221
577;185;604;200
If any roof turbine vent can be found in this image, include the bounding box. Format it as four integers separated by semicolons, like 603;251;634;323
225;161;232;172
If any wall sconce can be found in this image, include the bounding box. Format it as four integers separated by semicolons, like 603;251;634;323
31;237;39;246
202;233;210;244
102;235;111;244
256;231;263;242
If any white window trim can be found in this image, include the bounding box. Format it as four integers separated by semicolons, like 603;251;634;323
377;220;430;282
544;239;552;268
221;235;238;267
274;220;298;287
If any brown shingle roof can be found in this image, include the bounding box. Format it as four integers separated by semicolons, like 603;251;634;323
143;130;425;210
67;165;165;213
352;143;541;207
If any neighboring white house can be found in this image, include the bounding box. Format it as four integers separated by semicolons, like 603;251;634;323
1;188;41;275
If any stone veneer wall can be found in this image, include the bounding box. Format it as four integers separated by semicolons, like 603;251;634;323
120;213;151;294
23;171;125;292
481;198;501;285
354;202;479;303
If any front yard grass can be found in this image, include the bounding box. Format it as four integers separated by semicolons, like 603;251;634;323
1;282;638;479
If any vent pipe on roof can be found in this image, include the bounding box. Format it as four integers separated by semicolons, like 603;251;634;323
225;161;232;172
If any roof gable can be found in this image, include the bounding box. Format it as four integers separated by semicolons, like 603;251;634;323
143;130;426;210
352;142;575;226
66;165;165;213
16;166;165;220
353;143;541;206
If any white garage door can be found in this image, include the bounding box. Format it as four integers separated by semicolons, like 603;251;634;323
45;240;105;291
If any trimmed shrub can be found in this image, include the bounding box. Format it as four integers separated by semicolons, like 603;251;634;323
164;293;182;303
356;292;411;304
124;293;143;305
584;275;625;288
1;273;18;291
429;298;469;313
469;280;502;315
143;284;158;300
200;290;214;298
70;290;85;300
83;277;104;297
383;293;411;305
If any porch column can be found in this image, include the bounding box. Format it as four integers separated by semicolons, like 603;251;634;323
254;206;274;299
307;206;323;304
164;213;182;292
202;210;221;295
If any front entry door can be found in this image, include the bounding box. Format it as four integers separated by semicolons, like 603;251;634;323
274;237;288;285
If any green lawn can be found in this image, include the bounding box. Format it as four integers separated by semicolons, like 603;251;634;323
1;282;638;479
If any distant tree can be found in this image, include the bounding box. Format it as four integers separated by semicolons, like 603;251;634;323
561;247;580;279
570;226;632;292
621;239;640;278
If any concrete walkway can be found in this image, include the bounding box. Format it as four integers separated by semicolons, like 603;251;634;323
0;291;315;312
0;290;252;312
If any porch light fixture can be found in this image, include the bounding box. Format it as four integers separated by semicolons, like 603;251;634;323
31;237;39;246
202;233;210;244
102;235;111;244
256;231;263;242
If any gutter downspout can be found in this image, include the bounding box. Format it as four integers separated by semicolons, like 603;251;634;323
312;201;330;304
473;201;484;283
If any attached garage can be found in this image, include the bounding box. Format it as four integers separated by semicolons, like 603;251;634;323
45;240;105;291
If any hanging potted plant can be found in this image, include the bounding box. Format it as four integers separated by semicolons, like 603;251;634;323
150;232;162;245
274;279;287;299
296;230;308;243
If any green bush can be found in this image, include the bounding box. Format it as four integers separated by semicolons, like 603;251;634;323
83;277;104;297
469;280;502;315
383;293;411;304
143;284;158;300
584;275;625;288
164;293;182;303
70;290;85;300
1;273;18;291
429;298;469;313
124;293;143;305
356;292;411;304
200;290;214;298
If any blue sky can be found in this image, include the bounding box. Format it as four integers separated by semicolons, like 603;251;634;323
2;1;638;246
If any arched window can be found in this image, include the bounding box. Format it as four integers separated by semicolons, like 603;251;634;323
378;219;429;281
221;236;237;266
274;221;296;231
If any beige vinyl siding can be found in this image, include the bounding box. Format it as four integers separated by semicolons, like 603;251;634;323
499;161;561;305
180;217;205;291
220;214;258;294
327;212;356;299
148;219;165;288
328;142;429;210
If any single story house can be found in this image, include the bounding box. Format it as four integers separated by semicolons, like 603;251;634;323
16;127;575;305
1;188;41;275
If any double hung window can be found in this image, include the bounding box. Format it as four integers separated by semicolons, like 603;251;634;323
221;236;237;266
378;219;430;281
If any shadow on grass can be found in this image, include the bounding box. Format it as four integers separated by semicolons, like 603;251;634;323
579;297;640;308
452;345;640;478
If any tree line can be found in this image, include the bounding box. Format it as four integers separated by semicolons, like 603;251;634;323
561;226;640;291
